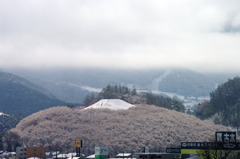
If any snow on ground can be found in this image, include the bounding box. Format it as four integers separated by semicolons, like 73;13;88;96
84;99;135;110
0;112;7;116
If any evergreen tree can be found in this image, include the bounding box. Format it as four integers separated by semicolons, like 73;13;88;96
195;77;240;129
3;131;21;151
145;93;185;112
83;85;185;112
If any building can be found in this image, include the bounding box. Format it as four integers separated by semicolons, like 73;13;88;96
26;147;46;159
134;152;180;159
16;147;27;159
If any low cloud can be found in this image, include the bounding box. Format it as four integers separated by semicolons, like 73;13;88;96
1;0;240;72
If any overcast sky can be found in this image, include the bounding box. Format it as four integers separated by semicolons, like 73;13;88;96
0;0;240;73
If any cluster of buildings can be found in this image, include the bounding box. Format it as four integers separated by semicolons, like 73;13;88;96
0;146;179;159
1;147;81;159
1;131;239;159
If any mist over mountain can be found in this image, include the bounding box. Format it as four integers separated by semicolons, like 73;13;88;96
0;71;66;115
5;68;234;107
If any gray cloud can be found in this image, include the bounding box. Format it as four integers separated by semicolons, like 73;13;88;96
1;0;240;72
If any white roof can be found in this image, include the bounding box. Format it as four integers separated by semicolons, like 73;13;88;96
84;99;135;110
2;152;16;155
56;154;68;158
116;153;131;157
66;153;77;157
70;157;80;159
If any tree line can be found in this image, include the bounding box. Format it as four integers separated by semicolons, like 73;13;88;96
194;76;240;131
83;85;185;112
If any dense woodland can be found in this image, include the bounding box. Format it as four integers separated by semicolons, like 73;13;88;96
0;114;22;134
8;105;228;156
195;77;240;130
84;85;185;112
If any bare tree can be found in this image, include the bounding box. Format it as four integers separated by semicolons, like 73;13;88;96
11;106;230;154
3;131;20;151
199;143;240;159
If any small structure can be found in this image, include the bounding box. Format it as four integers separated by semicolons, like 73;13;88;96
26;147;45;159
134;152;180;159
28;157;41;159
56;153;69;159
16;147;27;159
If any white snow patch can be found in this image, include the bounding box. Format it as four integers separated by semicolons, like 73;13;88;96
0;112;8;116
81;86;101;93
151;70;172;90
60;82;101;93
151;90;185;100
86;154;95;159
84;99;135;110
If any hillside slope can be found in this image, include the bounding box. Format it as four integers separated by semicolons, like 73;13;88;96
0;71;66;115
12;105;229;155
6;68;233;104
195;77;240;129
0;113;21;133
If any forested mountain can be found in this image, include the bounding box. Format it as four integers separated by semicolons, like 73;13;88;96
194;77;240;130
0;71;66;115
5;68;233;104
10;105;228;155
0;113;22;134
83;85;186;112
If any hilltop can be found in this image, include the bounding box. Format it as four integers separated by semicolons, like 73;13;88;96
0;71;66;115
83;85;185;112
11;103;229;155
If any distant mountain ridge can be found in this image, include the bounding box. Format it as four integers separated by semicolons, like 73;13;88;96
5;68;235;105
0;72;55;98
0;71;66;115
152;70;221;97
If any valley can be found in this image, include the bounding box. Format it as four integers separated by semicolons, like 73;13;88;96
4;68;234;110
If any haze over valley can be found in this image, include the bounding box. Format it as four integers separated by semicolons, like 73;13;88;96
1;0;240;158
4;68;235;110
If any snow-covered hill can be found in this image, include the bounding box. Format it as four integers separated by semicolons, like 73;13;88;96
84;99;135;110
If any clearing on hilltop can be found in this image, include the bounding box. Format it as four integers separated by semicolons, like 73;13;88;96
84;99;135;110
